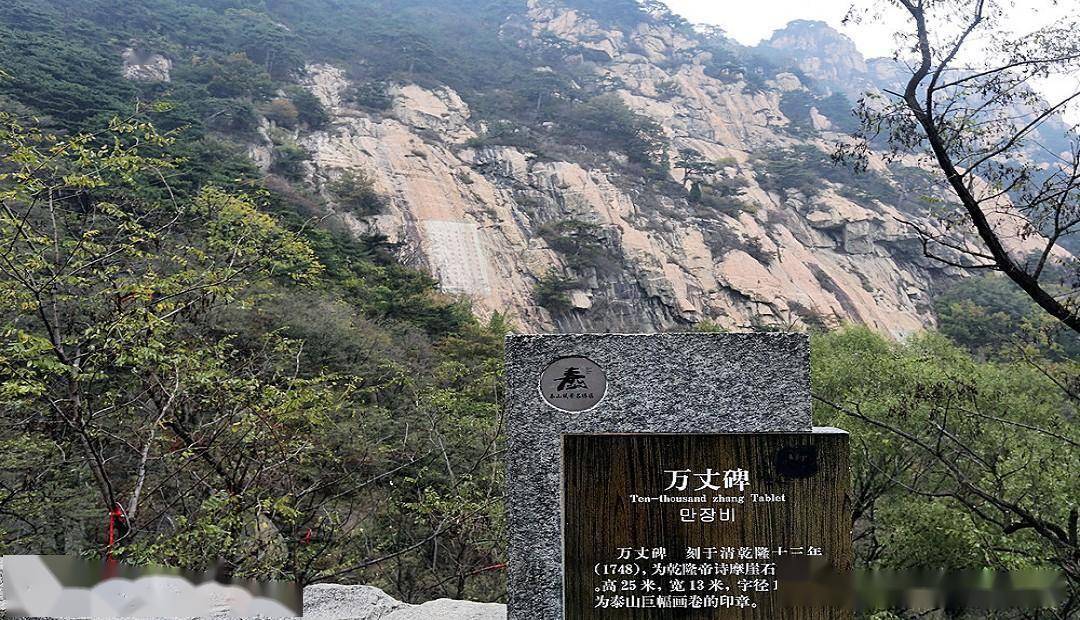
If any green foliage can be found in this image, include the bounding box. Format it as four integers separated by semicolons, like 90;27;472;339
655;79;679;100
262;0;559;124
703;47;805;95
753;145;832;200
0;433;98;554
701;46;747;85
265;97;301;128
555;94;669;176
813;328;1079;578
300;229;477;336
704;225;772;264
690;175;754;215
537;219;620;275
177;52;275;100
345;81;393;111
0;0;673;195
675;147;719;189
674;148;752;213
563;0;651;30
0;1;137;129
465;120;537;150
753;145;936;213
328;169;386;216
0;109;505;599
688;182;703;203
197;187;322;282
5;0;1076;606
471;91;672;176
534;269;580;314
0;113;328;574
285;86;330;129
0;1;304;132
689;320;727;333
779;89;859;136
270;134;310;180
934;274;1080;360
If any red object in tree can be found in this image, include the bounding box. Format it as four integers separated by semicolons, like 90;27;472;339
107;504;125;556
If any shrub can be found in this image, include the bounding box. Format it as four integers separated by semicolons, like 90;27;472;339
752;145;823;200
675;148;719;189
704;226;772;264
533;269;580;314
688;182;703;203
691;176;753;215
656;79;679;100
934;273;1080;360
264;97;300;128
285;86;330;129
271;139;309;180
752;145;936;212
346;81;393;111
555;94;669;178
465;120;536;150
328;170;386;216
778;90;859;136
179;53;275;100
537;219;620;275
205;100;261;137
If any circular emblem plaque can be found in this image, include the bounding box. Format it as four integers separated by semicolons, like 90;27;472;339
539;356;607;412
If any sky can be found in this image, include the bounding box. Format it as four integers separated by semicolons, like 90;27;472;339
659;0;1080;123
659;0;1073;58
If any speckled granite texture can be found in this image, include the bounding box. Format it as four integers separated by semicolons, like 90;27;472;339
504;333;812;619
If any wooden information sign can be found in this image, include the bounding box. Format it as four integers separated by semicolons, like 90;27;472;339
563;432;851;619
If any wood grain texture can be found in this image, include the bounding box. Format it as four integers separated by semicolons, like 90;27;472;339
563;433;851;619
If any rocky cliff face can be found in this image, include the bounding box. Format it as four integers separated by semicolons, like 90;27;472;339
248;0;1050;336
760;20;869;91
0;559;504;620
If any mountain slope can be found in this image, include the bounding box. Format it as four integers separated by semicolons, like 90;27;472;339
268;0;1040;335
2;0;1059;336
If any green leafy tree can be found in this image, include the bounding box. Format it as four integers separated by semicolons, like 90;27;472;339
688;181;703;203
674;147;719;191
813;328;1079;612
561;94;670;177
180;53;275;100
0;112;508;597
346;81;393;111
537;219;619;275
264;97;300;128
840;0;1080;333
0;113;337;574
285;86;330;129
935;274;1080;360
271;135;310;181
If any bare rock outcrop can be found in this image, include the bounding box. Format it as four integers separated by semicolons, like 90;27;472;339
0;561;505;620
121;48;172;82
305;585;506;620
251;3;1067;337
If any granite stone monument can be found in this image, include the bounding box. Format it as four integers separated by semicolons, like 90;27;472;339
505;333;851;619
